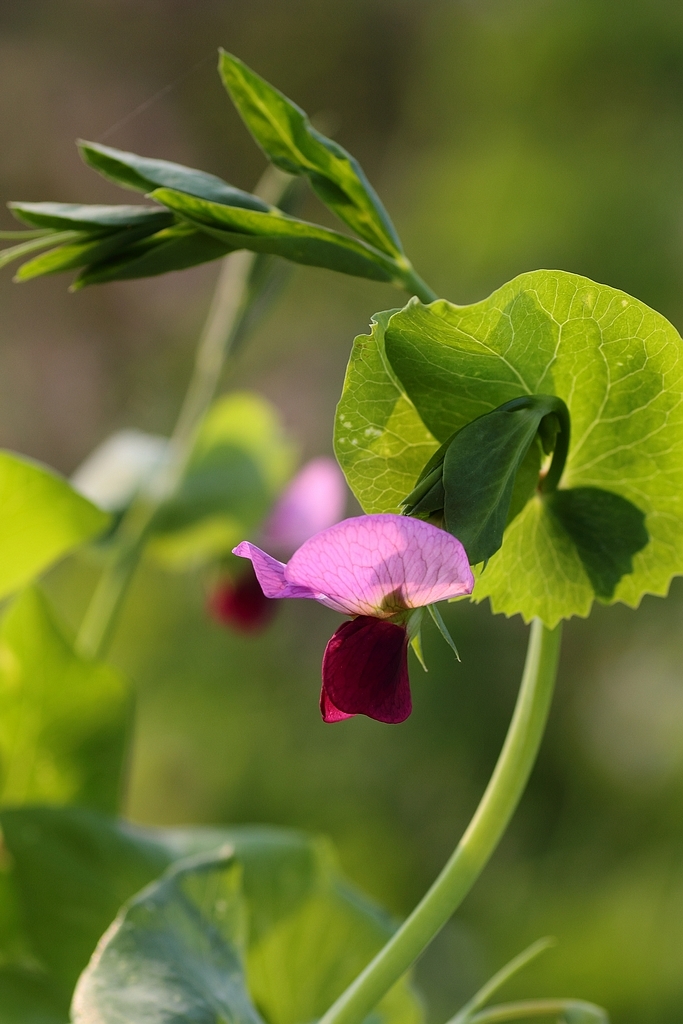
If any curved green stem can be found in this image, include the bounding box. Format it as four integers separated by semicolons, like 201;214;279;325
319;618;562;1024
467;1000;606;1024
395;259;438;303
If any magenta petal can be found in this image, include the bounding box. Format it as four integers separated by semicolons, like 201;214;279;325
319;685;355;723
321;616;412;724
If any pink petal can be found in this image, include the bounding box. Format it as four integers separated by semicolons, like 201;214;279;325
321;616;411;724
232;541;347;609
285;514;474;617
208;565;277;633
262;457;347;555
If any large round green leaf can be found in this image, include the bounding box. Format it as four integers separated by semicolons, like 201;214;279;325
335;271;683;625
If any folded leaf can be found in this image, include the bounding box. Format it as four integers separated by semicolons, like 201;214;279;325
0;587;130;812
151;185;398;282
14;221;169;281
0;808;423;1024
336;272;683;625
79;139;271;211
72;850;263;1024
0;450;110;599
74;222;237;288
0;230;83;271
219;50;403;257
9;201;172;232
403;395;570;565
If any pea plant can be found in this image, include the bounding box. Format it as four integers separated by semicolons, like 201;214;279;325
1;50;681;1024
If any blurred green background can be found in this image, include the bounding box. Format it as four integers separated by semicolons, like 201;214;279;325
3;1;683;1022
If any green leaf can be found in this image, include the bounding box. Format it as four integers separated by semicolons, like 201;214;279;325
0;587;130;811
14;222;170;282
1;808;423;1024
72;849;263;1024
0;806;169;995
79;139;271;211
151;186;398;283
427;604;460;661
0;966;68;1024
334;311;440;514
218;50;403;257
74;222;237;288
0;231;84;271
9;201;172;232
547;487;649;600
0;450;110;600
339;272;683;625
149;391;296;568
403;395;570;565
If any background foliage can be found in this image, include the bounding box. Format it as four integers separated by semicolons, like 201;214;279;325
3;2;683;1022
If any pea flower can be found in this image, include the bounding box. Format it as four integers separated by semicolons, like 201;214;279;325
209;457;346;631
234;514;474;724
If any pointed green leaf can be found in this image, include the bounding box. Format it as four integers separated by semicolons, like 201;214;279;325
150;185;398;283
79;139;270;211
0;451;110;599
338;272;683;625
334;311;440;513
14;222;169;282
74;222;236;288
218;50;402;257
149;391;296;567
8;201;172;232
0;587;129;811
427;604;460;661
72;850;263;1024
0;231;83;271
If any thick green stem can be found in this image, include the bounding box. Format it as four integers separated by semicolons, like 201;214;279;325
319;618;562;1024
468;1000;605;1024
395;259;439;303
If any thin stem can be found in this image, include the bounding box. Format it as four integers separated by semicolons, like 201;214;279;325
395;259;439;303
75;166;290;661
468;1000;606;1024
318;618;562;1024
449;938;556;1024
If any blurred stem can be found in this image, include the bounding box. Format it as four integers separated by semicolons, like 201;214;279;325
318;618;562;1024
75;166;291;662
467;1000;605;1024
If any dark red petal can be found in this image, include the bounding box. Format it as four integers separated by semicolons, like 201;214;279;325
321;616;411;724
319;685;355;723
208;565;277;633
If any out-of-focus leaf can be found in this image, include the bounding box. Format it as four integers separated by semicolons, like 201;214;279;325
337;272;683;626
79;139;270;211
74;222;237;288
218;50;403;258
149;391;296;567
0;450;110;600
334;311;439;514
9;201;172;232
0;587;129;811
151;186;398;282
0;966;68;1024
72;850;263;1024
14;222;167;282
71;429;169;513
1;808;423;1024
